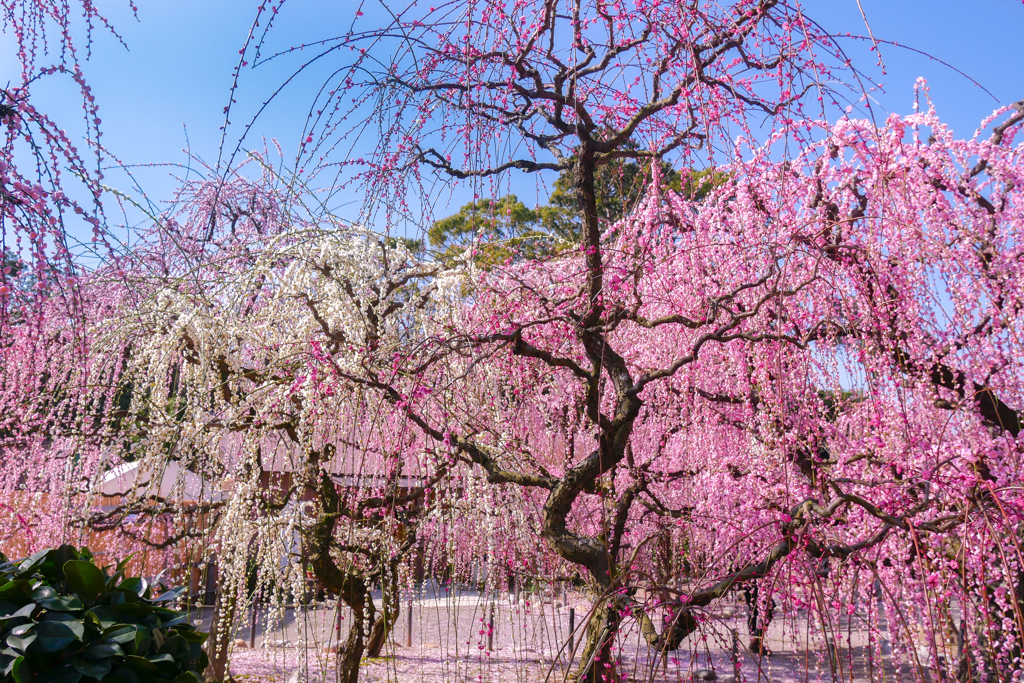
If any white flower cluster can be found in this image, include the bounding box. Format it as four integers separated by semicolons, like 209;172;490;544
85;224;467;654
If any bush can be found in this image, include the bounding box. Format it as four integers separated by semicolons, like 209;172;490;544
0;545;208;683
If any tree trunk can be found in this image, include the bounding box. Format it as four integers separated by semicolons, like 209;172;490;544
334;572;400;682
204;583;236;683
336;593;368;683
364;610;395;659
575;598;620;683
365;559;401;658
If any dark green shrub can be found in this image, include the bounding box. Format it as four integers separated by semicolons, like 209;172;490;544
0;545;208;683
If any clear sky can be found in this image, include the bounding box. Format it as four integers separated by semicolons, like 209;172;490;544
2;0;1023;245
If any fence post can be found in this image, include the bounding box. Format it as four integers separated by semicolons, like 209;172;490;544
731;628;741;681
406;599;413;648
487;603;494;651
568;607;575;653
827;637;838;677
249;601;257;649
204;561;217;606
335;597;343;645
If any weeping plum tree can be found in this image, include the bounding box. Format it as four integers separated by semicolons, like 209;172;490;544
84;162;468;683
258;0;1024;680
426;101;1024;682
278;0;847;675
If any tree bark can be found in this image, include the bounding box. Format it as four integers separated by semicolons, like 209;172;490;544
333;576;400;682
336;590;368;683
364;609;395;659
575;598;620;683
204;581;236;683
365;561;400;658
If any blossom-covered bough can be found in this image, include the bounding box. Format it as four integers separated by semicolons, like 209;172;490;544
0;0;132;322
80;160;474;683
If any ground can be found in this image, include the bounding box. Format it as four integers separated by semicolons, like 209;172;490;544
189;584;937;682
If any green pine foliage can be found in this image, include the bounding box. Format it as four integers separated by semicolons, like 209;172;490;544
427;158;727;267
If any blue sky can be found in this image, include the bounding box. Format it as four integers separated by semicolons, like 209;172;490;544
2;0;1023;246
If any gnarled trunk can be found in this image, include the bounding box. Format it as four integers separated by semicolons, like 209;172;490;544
307;458;409;683
336;590;368;683
575;598;620;683
333;571;400;683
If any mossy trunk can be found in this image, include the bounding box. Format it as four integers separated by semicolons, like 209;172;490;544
574;599;620;683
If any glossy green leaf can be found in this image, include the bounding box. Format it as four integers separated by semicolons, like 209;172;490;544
112;604;152;619
39;615;84;638
131;629;150;656
121;655;157;673
29;587;56;601
157;614;188;629
157;633;184;658
176;630;207;644
44;547;82;581
38;595;85;612
11;655;33;683
83;607;116;629
116;578;147;597
101;625;137;644
82;642;123;660
29;621;82;652
72;657;112;680
0;580;33;601
6;631;37;652
147;652;175;668
18;549;51;575
149;587;185;604
0;603;36;620
63;562;105;604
